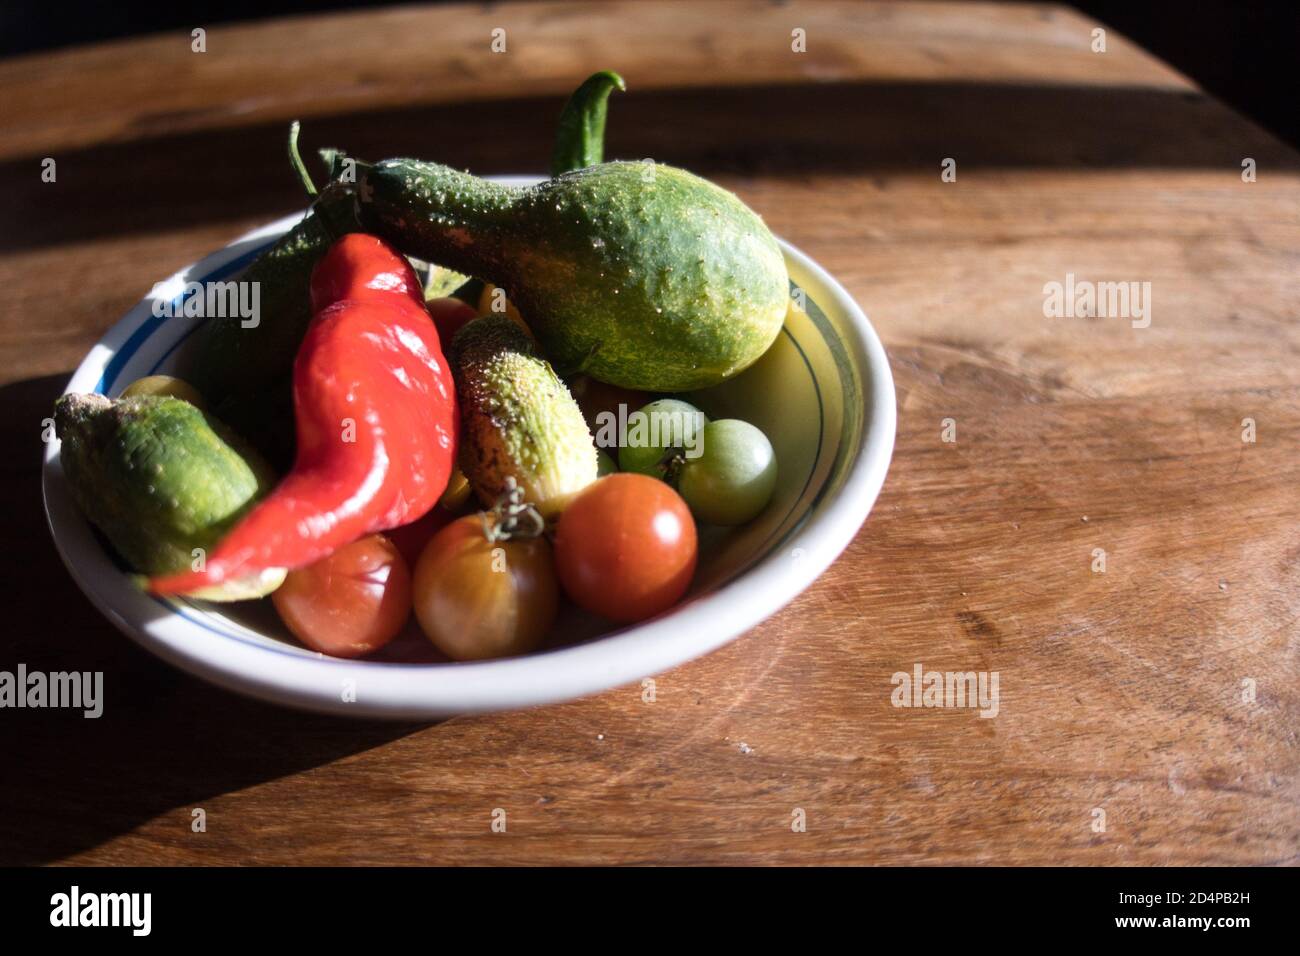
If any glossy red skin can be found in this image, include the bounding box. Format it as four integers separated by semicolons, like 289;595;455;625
151;235;457;594
307;233;427;311
272;534;412;658
553;474;697;623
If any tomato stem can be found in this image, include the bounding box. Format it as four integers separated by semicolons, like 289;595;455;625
481;478;545;542
661;450;687;488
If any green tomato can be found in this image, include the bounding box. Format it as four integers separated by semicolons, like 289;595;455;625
677;419;777;525
617;399;708;479
596;448;618;477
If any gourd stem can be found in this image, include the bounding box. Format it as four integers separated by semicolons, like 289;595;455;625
550;70;626;177
287;121;318;198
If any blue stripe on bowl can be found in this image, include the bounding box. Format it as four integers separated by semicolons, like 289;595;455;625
96;246;265;395
736;320;824;577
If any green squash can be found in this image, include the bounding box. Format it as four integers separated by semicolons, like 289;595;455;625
55;393;283;601
360;159;788;392
186;182;358;404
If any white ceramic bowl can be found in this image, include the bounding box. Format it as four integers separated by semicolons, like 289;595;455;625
42;177;895;718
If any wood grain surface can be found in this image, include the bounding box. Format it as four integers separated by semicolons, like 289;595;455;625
2;0;1297;865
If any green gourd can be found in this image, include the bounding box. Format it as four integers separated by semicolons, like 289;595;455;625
186;180;357;404
359;159;789;392
55;394;284;601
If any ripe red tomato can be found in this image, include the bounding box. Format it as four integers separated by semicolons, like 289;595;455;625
272;534;412;658
554;474;697;622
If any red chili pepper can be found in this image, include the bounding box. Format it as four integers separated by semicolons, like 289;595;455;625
150;234;457;595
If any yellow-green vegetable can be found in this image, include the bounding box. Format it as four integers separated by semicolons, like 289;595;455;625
54;393;284;601
450;316;598;519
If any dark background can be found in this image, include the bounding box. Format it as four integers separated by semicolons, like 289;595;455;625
3;1;1298;149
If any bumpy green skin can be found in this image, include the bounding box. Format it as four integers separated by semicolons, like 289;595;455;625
55;394;277;581
450;316;598;519
186;182;359;408
360;160;789;391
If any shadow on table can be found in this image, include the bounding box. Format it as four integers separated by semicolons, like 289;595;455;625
2;79;1296;256
1;373;430;866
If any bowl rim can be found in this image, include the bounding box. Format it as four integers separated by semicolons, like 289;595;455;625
41;196;895;719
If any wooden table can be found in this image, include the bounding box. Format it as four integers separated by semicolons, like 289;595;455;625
3;1;1296;865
